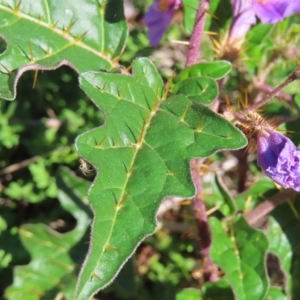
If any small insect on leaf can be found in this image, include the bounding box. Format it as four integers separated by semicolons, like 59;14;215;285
79;158;95;176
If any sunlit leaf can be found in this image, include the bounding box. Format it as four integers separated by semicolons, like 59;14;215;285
0;0;127;100
75;57;246;298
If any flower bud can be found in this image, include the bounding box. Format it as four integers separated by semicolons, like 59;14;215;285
252;0;300;24
143;0;181;47
257;129;300;191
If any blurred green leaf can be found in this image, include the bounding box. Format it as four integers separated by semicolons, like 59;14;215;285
267;217;292;295
5;167;92;300
4;181;35;201
176;288;202;300
209;215;269;300
182;0;198;35
0;249;12;268
235;178;277;211
265;287;288;300
207;0;232;32
205;173;236;217
268;196;300;299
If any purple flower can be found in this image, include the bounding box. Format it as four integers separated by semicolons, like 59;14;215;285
252;0;300;24
229;0;257;46
257;130;300;191
223;0;300;60
143;0;181;46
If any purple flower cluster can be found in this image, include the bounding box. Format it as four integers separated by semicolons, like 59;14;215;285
229;0;256;47
229;0;300;49
252;0;300;24
143;0;300;47
143;0;181;46
257;130;300;191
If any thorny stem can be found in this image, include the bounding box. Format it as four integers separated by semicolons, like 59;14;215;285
246;67;300;112
185;0;217;282
253;81;292;103
190;159;219;282
244;189;294;227
185;0;210;67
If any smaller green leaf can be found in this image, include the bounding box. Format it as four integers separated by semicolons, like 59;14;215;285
235;178;276;211
206;0;232;32
0;249;12;268
269;195;300;299
132;57;164;96
205;173;237;217
176;288;202;300
209;215;269;300
266;217;292;295
182;0;198;34
172;76;218;104
175;61;232;82
265;287;288;300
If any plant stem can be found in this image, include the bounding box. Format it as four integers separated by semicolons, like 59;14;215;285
247;67;300;111
185;0;210;67
244;189;294;227
190;159;219;282
186;0;217;281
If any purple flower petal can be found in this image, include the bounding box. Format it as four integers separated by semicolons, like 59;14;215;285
229;0;257;45
252;0;300;23
257;130;300;191
143;0;181;46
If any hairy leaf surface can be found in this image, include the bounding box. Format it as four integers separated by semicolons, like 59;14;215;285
209;215;269;300
75;57;247;298
0;0;127;100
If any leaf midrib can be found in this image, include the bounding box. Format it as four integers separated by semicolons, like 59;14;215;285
80;95;161;290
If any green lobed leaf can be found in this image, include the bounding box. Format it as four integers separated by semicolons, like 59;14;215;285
235;178;277;212
266;217;292;296
268;196;300;299
175;288;202;300
209;215;269;300
0;0;127;100
265;287;289;300
172;76;218;104
75;57;247;299
175;61;232;82
5;167;92;300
